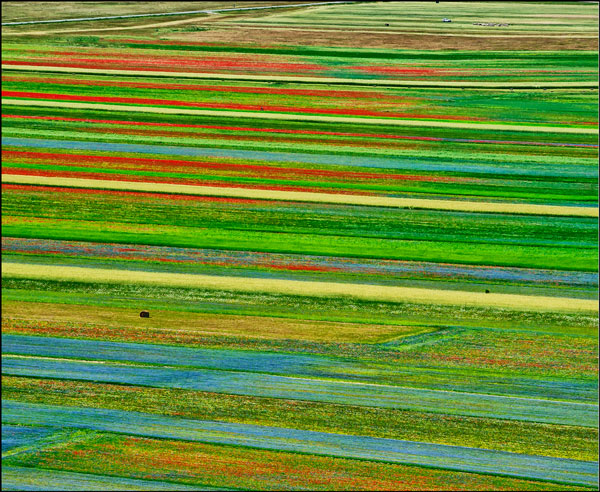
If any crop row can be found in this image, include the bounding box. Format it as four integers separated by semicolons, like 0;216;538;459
2;17;598;490
4;274;596;336
4;330;596;397
4;237;595;288
3;317;595;402
3;357;597;426
6;174;596;218
5;99;597;146
4;97;598;134
3;39;598;83
3;399;598;487
3;129;597;181
3;442;585;492
2;466;206;491
4;214;597;272
4;142;593;205
5;263;598;313
4;376;596;461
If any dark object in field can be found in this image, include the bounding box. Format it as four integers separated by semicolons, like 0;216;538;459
385;23;389;26
485;290;490;294
140;310;150;318
473;22;511;27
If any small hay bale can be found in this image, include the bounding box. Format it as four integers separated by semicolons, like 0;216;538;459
140;310;150;318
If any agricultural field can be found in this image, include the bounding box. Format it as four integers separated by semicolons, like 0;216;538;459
1;1;599;491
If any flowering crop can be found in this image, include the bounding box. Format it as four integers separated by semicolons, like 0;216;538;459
1;4;598;489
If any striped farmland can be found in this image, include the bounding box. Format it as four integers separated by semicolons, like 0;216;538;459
1;1;598;491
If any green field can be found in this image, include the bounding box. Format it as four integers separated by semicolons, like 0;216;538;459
1;1;598;490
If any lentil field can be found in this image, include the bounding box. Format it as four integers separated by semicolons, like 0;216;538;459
1;1;599;491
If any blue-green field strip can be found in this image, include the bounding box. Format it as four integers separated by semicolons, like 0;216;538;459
1;466;221;491
3;355;596;427
1;425;55;453
2;333;595;403
2;401;597;487
2;137;597;178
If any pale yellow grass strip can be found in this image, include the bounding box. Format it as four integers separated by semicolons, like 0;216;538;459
3;97;597;135
219;23;600;38
4;174;598;217
3;263;598;313
2;64;599;91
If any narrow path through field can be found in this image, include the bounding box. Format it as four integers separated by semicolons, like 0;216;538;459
1;15;223;35
1;2;353;26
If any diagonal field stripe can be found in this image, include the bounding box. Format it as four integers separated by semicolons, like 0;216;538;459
2;262;598;312
3;357;597;426
0;2;352;25
2;401;598;486
3;65;599;91
1;466;214;491
2;96;598;134
2;174;597;218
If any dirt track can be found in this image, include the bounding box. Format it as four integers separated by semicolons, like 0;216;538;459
1;15;221;35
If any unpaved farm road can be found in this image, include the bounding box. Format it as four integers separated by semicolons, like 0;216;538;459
1;1;352;25
2;14;227;35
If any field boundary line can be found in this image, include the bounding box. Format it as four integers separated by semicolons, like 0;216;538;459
2;262;598;312
218;24;600;38
1;15;224;35
1;2;354;26
3;98;598;135
3;174;598;218
1;466;209;491
3;401;598;487
1;429;94;460
2;65;599;91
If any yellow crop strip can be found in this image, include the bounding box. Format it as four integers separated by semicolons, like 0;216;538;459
6;97;597;134
3;174;598;217
4;98;597;135
3;263;597;313
2;64;599;91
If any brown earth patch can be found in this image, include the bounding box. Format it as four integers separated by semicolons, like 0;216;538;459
1;300;414;343
167;27;599;50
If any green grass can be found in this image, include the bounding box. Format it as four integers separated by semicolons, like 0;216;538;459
4;215;597;271
1;3;598;488
3;279;597;333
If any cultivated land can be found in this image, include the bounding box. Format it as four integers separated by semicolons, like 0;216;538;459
1;1;598;490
